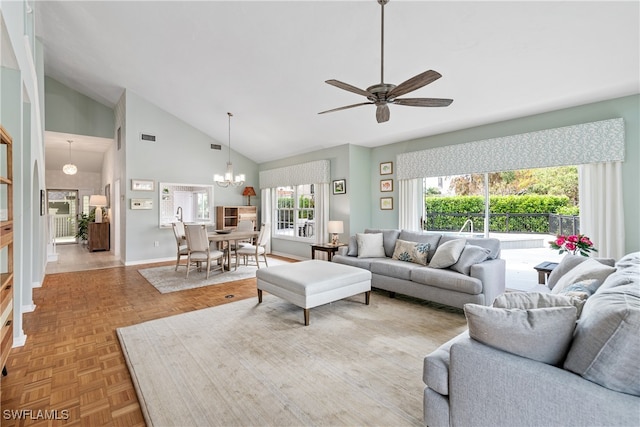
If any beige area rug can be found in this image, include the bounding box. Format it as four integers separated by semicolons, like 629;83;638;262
138;256;288;293
117;291;468;426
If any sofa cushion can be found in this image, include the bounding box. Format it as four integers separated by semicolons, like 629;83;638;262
551;258;616;295
464;303;578;366
332;254;373;270
365;229;401;258
356;233;386;258
450;244;491;275
598;252;640;292
423;332;469;396
441;235;501;260
391;239;430;265
398;230;442;262
564;279;640;396
370;259;420;281
411;267;483;295
429;238;466;269
493;291;586;317
548;254;615;290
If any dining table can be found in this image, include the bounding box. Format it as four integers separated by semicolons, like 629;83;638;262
207;230;259;271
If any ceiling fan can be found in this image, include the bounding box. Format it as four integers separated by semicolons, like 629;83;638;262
319;0;453;123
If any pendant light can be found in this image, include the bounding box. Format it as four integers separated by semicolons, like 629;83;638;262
62;140;78;175
214;112;245;187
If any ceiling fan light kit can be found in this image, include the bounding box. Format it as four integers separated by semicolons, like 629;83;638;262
320;0;453;123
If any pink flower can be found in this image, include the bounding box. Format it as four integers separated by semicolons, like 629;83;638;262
567;235;579;243
581;236;592;245
565;242;577;251
555;236;566;246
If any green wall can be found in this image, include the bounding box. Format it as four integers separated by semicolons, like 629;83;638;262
44;76;114;138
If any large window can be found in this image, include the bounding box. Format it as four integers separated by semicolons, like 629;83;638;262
273;184;315;240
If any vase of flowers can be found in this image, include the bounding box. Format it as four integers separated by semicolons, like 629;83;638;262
549;234;597;257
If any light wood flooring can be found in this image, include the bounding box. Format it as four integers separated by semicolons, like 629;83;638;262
1;253;293;426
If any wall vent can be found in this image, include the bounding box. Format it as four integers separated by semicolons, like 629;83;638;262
211;144;222;150
140;133;156;142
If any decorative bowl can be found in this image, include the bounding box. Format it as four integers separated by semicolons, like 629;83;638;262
215;229;232;234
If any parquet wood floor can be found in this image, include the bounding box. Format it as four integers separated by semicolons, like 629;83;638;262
1;258;293;426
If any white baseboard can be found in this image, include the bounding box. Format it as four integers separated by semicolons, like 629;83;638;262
22;304;36;313
32;280;42;289
12;332;27;347
124;256;175;266
270;251;309;261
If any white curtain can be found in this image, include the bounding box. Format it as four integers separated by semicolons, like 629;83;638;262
398;178;421;230
314;183;330;245
261;188;272;253
578;162;625;260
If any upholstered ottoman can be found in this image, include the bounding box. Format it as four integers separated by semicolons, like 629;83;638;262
256;260;372;325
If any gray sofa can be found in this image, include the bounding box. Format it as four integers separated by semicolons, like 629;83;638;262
423;252;640;426
332;229;506;309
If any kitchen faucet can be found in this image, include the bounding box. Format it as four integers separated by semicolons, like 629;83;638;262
176;206;183;222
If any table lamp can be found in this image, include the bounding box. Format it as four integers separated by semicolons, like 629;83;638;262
327;220;344;245
243;186;256;206
89;195;108;223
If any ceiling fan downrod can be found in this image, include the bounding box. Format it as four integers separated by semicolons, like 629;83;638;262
379;0;389;85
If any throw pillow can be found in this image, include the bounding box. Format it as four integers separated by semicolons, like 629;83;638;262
493;291;586;318
559;279;601;301
429;238;466;269
391;239;430;266
347;235;358;256
564;282;640;395
548;254;615;290
450;244;491;275
551;259;616;295
464;303;578;366
356;233;386;258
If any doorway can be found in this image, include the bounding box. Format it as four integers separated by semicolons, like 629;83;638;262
47;189;79;244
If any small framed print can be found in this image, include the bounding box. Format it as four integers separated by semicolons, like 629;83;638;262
380;179;393;192
333;179;346;195
380;197;393;210
380;161;393;175
131;179;154;191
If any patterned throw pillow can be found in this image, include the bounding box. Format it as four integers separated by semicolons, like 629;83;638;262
392;239;431;265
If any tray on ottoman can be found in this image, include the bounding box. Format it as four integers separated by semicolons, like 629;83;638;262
256;260;372;325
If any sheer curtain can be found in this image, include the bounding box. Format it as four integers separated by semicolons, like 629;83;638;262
314;183;330;245
578;162;625;259
399;178;421;230
260;188;272;253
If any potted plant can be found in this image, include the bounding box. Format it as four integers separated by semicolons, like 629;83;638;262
75;210;96;244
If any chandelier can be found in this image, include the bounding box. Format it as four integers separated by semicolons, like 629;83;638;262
214;112;245;187
62;140;78;175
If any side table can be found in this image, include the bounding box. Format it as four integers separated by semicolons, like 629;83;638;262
310;243;346;262
533;261;559;285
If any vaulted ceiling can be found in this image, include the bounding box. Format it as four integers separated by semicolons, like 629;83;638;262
36;1;639;167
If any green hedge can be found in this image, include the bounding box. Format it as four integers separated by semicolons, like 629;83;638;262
425;195;573;233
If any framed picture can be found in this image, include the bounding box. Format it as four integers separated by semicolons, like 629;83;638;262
380;197;393;210
40;190;46;216
380;179;393;192
104;184;111;209
333;179;346;195
131;179;154;191
380;161;393;175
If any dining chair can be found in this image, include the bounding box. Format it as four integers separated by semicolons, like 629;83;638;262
236;223;270;269
184;224;225;278
171;222;188;271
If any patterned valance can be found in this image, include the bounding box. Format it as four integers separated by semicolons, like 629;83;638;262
259;160;330;189
397;118;625;180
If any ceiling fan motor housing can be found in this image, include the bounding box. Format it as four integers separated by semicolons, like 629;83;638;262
367;83;397;102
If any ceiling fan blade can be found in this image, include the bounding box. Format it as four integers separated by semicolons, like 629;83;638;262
318;102;374;115
376;104;390;123
325;80;374;98
393;98;454;107
387;70;442;99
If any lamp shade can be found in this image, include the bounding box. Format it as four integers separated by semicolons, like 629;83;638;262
327;221;344;234
89;195;108;207
243;186;257;197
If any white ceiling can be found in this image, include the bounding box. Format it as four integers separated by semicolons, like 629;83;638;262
35;1;639;168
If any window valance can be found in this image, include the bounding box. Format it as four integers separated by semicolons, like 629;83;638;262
259;160;330;189
397;118;625;180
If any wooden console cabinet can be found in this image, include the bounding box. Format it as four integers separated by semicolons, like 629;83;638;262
216;206;257;230
88;222;110;252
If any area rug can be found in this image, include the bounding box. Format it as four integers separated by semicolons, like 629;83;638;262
138;256;289;293
117;291;467;426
